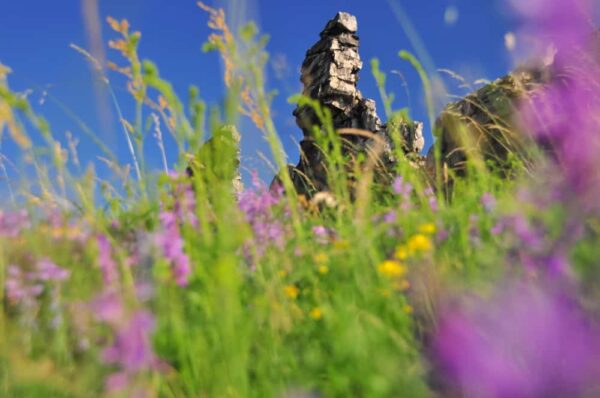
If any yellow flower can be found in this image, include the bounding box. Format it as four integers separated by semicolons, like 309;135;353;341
403;304;414;314
318;265;329;275
418;223;436;235
313;253;328;264
377;260;407;278
394;245;409;260
333;240;350;251
310;307;323;320
407;234;433;253
283;284;299;300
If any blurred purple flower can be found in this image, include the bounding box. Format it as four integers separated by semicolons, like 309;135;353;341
35;258;70;282
97;234;119;285
383;210;397;224
434;282;600;397
92;290;126;326
511;0;600;212
102;310;156;372
481;193;497;213
239;172;288;257
96;301;157;397
313;225;335;244
172;178;198;228
509;0;593;60
105;371;129;393
5;265;43;305
424;187;438;212
0;209;29;237
156;210;192;287
392;176;413;212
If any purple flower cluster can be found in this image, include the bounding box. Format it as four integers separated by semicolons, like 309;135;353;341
92;291;157;397
168;173;198;228
492;213;576;278
512;0;600;211
424;187;438;212
97;234;120;286
312;225;335;244
0;209;29;237
238;172;287;257
392;176;413;212
156;210;192;287
434;282;600;397
5;265;44;305
5;259;70;306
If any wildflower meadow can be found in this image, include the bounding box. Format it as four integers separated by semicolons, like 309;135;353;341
1;1;600;397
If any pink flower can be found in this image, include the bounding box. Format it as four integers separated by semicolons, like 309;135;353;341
434;282;600;397
156;210;192;286
97;234;119;285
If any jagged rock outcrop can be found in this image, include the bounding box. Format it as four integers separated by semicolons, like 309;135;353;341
426;66;552;176
275;12;565;196
280;12;424;196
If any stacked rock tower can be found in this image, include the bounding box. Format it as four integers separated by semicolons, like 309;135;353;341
285;12;424;196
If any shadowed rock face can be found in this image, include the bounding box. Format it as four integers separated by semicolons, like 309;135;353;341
426;68;552;177
282;12;424;196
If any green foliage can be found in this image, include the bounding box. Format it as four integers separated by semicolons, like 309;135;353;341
0;6;598;398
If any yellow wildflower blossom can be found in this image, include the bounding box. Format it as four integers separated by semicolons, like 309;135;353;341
418;223;436;235
407;234;433;253
313;253;328;264
333;239;350;251
310;307;323;320
403;304;414;314
284;284;299;300
394;245;408;260
377;260;407;278
318;265;329;275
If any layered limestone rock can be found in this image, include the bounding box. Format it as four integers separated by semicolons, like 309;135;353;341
283;12;424;196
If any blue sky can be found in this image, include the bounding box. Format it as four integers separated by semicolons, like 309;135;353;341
0;0;521;185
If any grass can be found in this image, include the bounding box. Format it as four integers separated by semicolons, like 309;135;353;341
1;3;599;398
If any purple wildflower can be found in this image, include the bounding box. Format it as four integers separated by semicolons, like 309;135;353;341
97;234;119;285
383;210;397;224
239;172;288;257
509;0;593;61
0;209;29;237
511;0;600;211
36;258;70;282
5;265;43;305
480;193;496;213
424;187;438;212
313;225;335;244
156;210;192;287
434;282;600;397
392;176;413;212
102;310;156;372
171;177;198;228
92;290;126;326
92;291;157;397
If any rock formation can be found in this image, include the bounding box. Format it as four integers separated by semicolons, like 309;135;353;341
426;67;552;176
276;12;566;196
281;12;424;196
